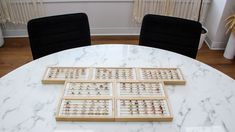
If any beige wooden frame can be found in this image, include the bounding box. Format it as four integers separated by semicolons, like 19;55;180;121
138;67;186;85
115;80;168;98
91;67;138;81
56;97;115;122
42;67;92;84
114;97;173;122
62;80;115;98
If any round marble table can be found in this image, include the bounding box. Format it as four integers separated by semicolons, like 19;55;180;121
0;45;234;132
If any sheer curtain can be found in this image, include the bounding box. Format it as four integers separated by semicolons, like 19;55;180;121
0;0;44;25
133;0;211;24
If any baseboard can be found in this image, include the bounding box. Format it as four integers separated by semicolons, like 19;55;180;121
91;27;140;36
3;29;28;38
3;27;140;38
205;36;225;50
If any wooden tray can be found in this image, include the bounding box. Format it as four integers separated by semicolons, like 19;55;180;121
63;80;115;97
116;80;167;98
138;68;185;85
92;67;137;81
115;97;173;122
56;98;114;122
42;67;92;84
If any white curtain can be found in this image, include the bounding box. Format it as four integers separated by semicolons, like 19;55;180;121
133;0;211;24
0;0;44;25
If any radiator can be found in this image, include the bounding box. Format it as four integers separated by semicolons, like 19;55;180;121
0;0;44;25
133;0;211;24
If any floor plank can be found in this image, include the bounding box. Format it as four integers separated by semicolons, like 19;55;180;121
0;37;234;79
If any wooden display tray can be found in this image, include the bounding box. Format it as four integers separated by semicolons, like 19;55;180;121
42;67;92;84
55;80;173;122
92;67;137;81
56;97;114;122
63;80;115;97
116;80;167;98
42;67;185;85
115;97;173;122
138;68;185;85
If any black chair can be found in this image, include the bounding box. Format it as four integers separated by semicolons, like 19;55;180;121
27;13;91;59
139;14;202;58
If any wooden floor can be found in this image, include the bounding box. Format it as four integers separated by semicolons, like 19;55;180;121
0;37;234;79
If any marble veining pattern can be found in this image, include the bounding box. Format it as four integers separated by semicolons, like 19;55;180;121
0;45;234;132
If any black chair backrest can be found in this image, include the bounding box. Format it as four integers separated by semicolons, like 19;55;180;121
139;14;202;58
27;13;91;59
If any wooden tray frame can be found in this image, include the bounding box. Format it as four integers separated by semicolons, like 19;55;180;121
137;68;186;85
114;97;173;122
42;67;93;84
56;97;115;122
115;80;168;98
62;80;115;98
91;67;138;81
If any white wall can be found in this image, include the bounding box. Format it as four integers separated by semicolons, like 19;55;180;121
205;0;235;49
3;0;140;37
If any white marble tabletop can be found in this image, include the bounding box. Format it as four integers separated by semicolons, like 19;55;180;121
0;44;234;132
